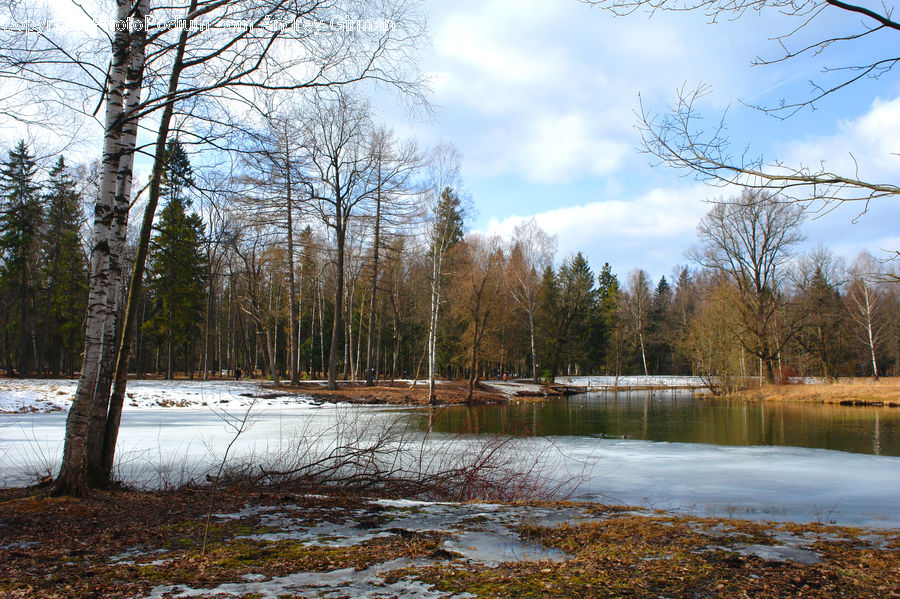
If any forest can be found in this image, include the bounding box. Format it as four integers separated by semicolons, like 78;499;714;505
1;132;897;394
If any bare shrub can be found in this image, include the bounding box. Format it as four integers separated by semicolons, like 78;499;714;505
241;408;583;502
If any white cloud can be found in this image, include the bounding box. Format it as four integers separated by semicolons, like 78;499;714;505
483;185;711;277
420;0;768;187
779;96;900;183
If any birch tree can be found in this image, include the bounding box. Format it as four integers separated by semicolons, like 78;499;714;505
847;252;885;379
623;269;652;376
507;219;556;382
28;0;428;493
425;144;464;403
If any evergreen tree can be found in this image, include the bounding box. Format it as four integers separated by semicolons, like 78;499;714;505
537;252;596;380
432;187;464;253
0;140;43;375
39;157;88;376
671;267;697;374
597;262;620;374
427;186;464;398
144;141;207;379
795;263;845;381
648;275;674;373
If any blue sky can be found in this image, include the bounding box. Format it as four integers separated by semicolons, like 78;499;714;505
382;0;900;282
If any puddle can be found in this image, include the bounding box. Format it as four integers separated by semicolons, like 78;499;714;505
144;557;474;599
230;501;582;565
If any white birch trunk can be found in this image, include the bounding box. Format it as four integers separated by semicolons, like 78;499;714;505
56;0;134;494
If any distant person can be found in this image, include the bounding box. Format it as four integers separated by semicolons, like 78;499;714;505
502;372;508;382
235;367;242;381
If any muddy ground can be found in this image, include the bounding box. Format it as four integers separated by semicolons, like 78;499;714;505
1;487;897;598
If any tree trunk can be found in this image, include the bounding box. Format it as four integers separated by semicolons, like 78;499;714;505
327;219;345;390
365;183;382;386
427;251;442;404
639;330;648;376
54;0;140;497
101;0;191;480
285;135;299;385
528;311;537;383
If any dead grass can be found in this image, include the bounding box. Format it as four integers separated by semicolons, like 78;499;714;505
735;377;900;406
1;489;898;599
272;379;509;405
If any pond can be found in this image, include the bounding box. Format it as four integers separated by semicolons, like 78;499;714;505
2;387;898;528
403;392;900;527
412;391;900;456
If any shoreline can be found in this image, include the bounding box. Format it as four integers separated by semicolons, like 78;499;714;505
731;378;900;407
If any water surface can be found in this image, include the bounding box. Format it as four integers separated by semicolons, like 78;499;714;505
415;391;900;456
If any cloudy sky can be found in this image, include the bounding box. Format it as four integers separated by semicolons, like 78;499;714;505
387;0;900;282
30;0;900;283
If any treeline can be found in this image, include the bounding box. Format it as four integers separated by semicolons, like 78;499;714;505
1;136;898;389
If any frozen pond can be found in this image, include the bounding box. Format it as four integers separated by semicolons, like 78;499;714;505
1;382;899;528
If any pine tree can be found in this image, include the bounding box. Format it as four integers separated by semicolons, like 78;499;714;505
427;185;464;402
537;253;596;380
648;275;674;373
0;140;43;375
39;157;88;376
144;141;207;379
597;262;620;375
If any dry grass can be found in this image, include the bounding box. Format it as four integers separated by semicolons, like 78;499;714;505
273;379;509;405
736;377;900;405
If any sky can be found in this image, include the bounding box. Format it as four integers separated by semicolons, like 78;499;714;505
13;0;900;285
382;0;900;283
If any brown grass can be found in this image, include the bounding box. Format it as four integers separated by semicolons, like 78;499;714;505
270;379;508;405
735;377;900;406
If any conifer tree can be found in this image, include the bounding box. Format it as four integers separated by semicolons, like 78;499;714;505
537;253;596;380
0;140;43;375
39;157;88;376
145;141;207;379
648;276;674;373
597;262;621;375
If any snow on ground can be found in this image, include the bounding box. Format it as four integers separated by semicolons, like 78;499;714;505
479;380;546;396
138;499;857;598
558;375;708;389
3;379;900;528
0;378;316;413
0;379;75;412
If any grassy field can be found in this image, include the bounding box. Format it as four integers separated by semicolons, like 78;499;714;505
737;377;900;406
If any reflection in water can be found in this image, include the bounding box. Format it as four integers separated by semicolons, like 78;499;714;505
414;391;900;457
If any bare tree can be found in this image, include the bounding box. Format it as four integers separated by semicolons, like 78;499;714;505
363;128;420;386
623;269;652;376
425;144;465;403
301;91;377;390
507;219;556;382
448;234;506;402
26;0;428;494
583;0;900;207
847;252;886;379
692;190;805;382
